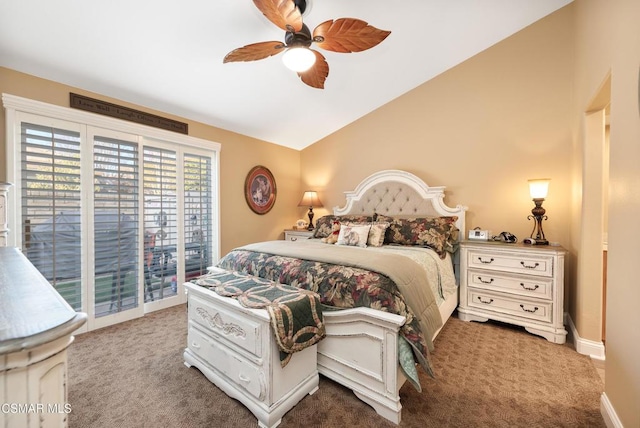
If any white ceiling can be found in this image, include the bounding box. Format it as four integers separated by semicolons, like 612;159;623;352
0;0;572;150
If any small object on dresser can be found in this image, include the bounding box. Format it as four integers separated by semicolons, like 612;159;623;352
496;231;517;243
468;227;491;241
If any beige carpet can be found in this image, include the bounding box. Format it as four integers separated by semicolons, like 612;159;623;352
67;304;605;427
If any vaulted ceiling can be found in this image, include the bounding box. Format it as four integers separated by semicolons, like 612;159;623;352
0;0;572;150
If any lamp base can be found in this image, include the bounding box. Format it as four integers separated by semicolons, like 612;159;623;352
306;208;315;231
528;199;549;246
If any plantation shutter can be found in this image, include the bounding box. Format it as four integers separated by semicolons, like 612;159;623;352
93;136;139;317
143;146;177;301
5;94;220;331
184;153;212;279
20;122;83;310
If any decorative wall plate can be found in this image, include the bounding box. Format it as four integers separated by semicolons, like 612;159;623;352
245;166;277;214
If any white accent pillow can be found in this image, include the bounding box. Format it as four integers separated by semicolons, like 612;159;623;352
336;224;371;248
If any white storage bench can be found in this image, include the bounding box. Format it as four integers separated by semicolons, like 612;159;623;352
184;280;320;428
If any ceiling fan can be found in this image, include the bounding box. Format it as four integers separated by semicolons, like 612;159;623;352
223;0;391;89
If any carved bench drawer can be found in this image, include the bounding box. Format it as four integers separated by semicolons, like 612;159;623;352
467;290;552;323
467;250;554;277
188;324;266;401
188;293;266;358
466;270;552;300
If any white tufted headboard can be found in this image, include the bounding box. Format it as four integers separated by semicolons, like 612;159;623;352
333;170;467;237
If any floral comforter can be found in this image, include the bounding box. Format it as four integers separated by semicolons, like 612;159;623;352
216;239;448;390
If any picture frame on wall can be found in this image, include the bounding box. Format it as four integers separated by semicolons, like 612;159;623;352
245;165;277;215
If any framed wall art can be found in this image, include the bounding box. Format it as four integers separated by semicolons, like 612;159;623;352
245;165;277;214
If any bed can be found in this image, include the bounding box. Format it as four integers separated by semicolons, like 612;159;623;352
217;170;467;424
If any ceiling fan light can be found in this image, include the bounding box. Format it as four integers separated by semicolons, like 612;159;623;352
282;47;316;72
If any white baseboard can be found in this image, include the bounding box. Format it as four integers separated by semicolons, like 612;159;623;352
601;393;624;428
566;314;606;360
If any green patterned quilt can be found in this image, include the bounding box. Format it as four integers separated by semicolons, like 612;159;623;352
192;268;325;367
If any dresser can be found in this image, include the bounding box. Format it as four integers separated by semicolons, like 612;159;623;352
184;282;319;428
284;229;314;242
0;247;87;428
458;241;567;344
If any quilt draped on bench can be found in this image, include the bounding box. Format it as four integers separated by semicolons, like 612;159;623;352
192;268;326;367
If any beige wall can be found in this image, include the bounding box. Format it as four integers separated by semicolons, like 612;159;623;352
573;0;640;426
0;67;301;256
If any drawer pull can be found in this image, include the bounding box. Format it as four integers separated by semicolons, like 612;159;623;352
520;283;540;291
478;277;494;284
520;261;540;269
191;341;201;349
478;257;494;264
519;304;539;313
290;237;298;241
238;374;250;383
477;297;494;304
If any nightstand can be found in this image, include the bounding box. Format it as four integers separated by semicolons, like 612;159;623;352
284;229;314;242
458;240;567;344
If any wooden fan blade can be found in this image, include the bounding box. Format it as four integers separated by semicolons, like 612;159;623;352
312;18;391;53
253;0;303;32
223;41;285;63
297;50;329;89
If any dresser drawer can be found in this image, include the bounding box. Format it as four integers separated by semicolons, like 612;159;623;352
188;324;266;401
467;250;554;277
284;230;313;241
467;270;552;300
188;292;265;358
467;289;552;323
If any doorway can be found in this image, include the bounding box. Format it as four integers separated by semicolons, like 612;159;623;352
583;74;611;350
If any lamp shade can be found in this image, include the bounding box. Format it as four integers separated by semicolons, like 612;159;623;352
298;191;323;208
282;47;316;72
528;178;550;199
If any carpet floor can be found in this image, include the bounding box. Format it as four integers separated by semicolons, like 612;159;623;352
67;304;605;427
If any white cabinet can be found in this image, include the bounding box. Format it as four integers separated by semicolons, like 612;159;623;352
283;229;314;242
184;282;319;428
0;182;11;247
458;241;567;344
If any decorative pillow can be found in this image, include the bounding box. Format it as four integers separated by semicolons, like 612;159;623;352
384;216;459;258
367;221;390;247
336;224;371;248
312;215;373;238
344;221;390;247
312;215;336;239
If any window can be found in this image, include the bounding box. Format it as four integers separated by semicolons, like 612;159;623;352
21;121;83;311
143;146;177;302
183;153;213;280
93;136;140;317
3;94;220;332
